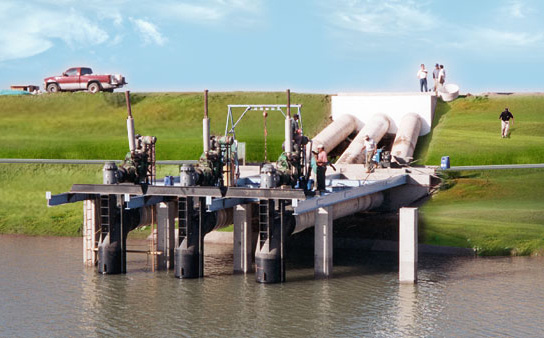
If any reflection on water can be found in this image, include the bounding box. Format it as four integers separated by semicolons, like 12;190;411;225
1;235;543;337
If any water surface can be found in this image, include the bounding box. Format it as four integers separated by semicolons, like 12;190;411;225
1;236;543;337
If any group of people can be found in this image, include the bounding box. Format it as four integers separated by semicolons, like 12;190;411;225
417;63;446;93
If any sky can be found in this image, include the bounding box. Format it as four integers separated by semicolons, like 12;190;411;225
1;0;543;94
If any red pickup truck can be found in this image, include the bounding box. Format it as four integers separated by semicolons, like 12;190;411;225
43;67;127;93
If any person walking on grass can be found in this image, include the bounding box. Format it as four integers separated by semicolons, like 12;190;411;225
417;64;428;92
499;108;514;138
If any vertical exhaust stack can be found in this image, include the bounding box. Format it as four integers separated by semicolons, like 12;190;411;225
203;89;210;153
284;89;293;153
336;113;391;164
125;91;136;154
391;113;422;162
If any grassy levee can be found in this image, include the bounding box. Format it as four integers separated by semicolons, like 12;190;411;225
1;92;543;256
416;95;544;255
0;92;330;236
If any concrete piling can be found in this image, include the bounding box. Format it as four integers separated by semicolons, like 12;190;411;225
399;207;418;283
314;207;333;279
156;201;176;270
233;203;255;273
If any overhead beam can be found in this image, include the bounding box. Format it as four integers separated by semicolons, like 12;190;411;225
46;192;98;206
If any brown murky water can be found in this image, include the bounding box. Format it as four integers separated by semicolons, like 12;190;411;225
1;235;543;337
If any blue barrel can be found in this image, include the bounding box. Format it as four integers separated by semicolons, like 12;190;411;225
164;175;174;186
441;156;450;169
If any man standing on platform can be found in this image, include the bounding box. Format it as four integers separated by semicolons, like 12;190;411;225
362;135;376;173
417;64;428;92
499;108;514;138
316;144;328;192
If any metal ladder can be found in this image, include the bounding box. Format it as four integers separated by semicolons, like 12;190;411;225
258;200;272;249
178;197;188;243
99;195;111;239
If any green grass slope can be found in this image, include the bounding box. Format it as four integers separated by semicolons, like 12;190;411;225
0;92;330;236
416;95;544;166
0;91;330;162
417;95;544;255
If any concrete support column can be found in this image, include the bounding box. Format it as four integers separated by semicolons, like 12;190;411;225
315;206;333;278
83;197;100;266
399;207;418;283
233;203;255;273
156;201;176;270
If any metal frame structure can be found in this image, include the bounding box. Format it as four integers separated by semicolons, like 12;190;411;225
224;104;303;138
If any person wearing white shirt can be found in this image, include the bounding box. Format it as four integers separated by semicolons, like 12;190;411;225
417;64;428;92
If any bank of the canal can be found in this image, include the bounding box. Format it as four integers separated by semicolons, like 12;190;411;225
1;92;543;255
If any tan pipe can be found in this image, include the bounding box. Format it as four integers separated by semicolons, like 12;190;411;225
336;114;391;164
311;114;363;154
391;113;421;162
293;192;383;233
213;208;234;230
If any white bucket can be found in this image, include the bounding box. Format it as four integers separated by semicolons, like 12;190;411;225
439;83;460;102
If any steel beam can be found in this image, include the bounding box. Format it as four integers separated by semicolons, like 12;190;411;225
126;195;166;209
47;192;98;206
206;197;255;212
225;187;306;199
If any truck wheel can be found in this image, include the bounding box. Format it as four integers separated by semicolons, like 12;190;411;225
46;83;60;93
88;82;101;94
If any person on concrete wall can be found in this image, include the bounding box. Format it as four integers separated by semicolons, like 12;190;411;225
417;64;428;92
432;63;440;93
499;108;515;138
438;65;446;90
316;144;328;192
362;135;377;173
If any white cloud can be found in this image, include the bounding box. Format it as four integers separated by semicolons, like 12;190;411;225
153;0;263;24
130;18;167;46
324;0;435;35
0;0;263;62
449;27;544;49
0;1;109;62
504;0;525;18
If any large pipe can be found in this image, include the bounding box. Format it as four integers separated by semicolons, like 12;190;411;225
285;89;293;153
125;91;136;153
310;114;363;154
203;90;210;153
336;113;391;164
391;113;422;162
294;192;384;233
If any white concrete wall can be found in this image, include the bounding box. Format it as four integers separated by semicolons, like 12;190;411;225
331;93;436;136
